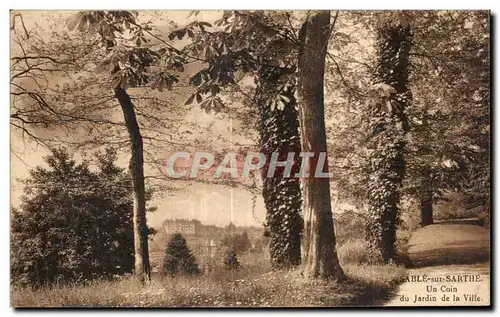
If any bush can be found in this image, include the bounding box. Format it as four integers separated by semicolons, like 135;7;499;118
337;239;370;265
333;211;367;245
163;233;200;277
10;148;146;287
434;193;490;222
220;231;252;253
224;250;241;271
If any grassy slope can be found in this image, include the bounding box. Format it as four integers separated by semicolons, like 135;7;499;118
406;220;490;267
12;263;406;308
384;221;491;307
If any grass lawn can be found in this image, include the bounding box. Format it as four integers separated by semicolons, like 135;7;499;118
11;263;406;308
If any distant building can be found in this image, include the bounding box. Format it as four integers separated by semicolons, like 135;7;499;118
163;219;202;236
202;239;217;258
198;224;224;238
162;219;264;247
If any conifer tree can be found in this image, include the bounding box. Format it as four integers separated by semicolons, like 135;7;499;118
10;148;141;286
163;233;200;276
224;250;241;271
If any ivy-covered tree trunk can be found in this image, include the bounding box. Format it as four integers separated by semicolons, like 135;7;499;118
257;67;303;269
297;11;345;280
114;89;151;283
365;21;412;263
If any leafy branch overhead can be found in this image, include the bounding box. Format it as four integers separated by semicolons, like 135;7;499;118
67;11;183;92
170;11;300;113
64;11;302;114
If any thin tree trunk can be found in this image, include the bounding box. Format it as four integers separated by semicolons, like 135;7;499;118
297;11;345;281
67;13;152;283
419;109;433;226
420;167;433;226
114;88;151;283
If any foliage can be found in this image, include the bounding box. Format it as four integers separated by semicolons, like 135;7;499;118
257;73;302;268
171;11;304;268
10;148;156;287
224;250;241;271
406;11;490;215
333;211;367;245
10;12;189;172
162;233;200;277
173;11;299;110
337;239;371;265
434;192;490;224
250;237;267;253
66;11;180;91
220;230;252;253
326;11;490;228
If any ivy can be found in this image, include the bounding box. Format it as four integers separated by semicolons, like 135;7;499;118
365;23;412;264
259;76;303;268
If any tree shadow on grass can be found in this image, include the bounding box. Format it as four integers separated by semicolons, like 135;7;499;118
318;276;402;307
407;241;490;268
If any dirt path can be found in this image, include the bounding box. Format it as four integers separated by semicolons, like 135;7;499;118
384;220;490;307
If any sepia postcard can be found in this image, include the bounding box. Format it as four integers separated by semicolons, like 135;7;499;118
9;9;491;308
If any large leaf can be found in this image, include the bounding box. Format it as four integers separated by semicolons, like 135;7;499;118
111;74;122;89
190;73;203;86
67;12;83;31
185;94;195;106
94;60;109;74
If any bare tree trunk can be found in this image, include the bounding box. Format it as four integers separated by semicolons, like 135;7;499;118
420;167;433;226
297;11;345;281
419;110;433;227
114;88;151;283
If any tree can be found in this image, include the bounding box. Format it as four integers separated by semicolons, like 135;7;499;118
323;11;489;234
256;64;303;268
405;11;490;226
224;222;237;235
220;230;252;253
173;11;304;268
163;233;200;277
11;11;191;283
65;11;153;283
240;230;251;252
64;11;188;282
364;15;412;263
224;250;241;271
296;11;345;280
10;148;140;287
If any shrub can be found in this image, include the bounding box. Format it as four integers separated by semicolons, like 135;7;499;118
163;233;200;277
333;211;367;245
220;231;252;253
337;239;370;265
224;250;241;271
9;148;151;287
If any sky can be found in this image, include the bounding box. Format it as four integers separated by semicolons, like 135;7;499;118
10;10;363;229
10;10;268;228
